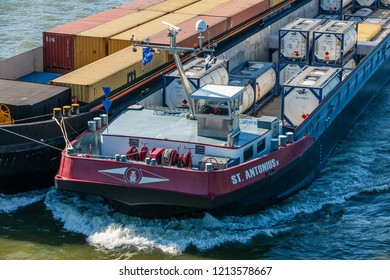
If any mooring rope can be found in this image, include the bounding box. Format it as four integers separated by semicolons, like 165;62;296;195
0;126;63;151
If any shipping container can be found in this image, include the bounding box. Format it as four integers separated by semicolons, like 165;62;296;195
74;11;165;69
316;14;341;20
358;23;382;41
278;62;306;89
229;61;277;112
319;0;352;15
144;0;202;13
117;0;167;10
204;0;270;29
279;18;324;63
270;0;286;8
282;66;341;126
362;17;390;26
149;15;229;48
43;8;138;74
163;57;229;107
51;46;168;103
108;13;196;55
312;20;357;67
378;0;390;9
353;0;377;8
174;0;232;16
371;9;390;18
343;7;373;22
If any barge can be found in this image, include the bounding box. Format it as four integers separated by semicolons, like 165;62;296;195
54;1;390;218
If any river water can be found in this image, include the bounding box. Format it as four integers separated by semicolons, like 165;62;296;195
0;0;389;260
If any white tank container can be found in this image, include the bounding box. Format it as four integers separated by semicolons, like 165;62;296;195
228;78;255;113
344;58;356;69
282;66;341;126
344;8;373;22
320;0;352;12
314;20;357;62
354;0;376;6
279;63;305;86
229;63;277;113
362;17;390;26
279;18;324;61
230;62;277;101
371;9;390;18
379;0;390;8
164;58;228;108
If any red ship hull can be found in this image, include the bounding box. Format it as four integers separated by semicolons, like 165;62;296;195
55;136;314;218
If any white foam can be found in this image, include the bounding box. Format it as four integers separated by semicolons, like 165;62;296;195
0;190;46;213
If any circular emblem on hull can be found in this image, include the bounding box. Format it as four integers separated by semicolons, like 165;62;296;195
125;168;142;184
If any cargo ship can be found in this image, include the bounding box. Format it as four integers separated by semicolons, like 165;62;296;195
0;0;292;192
54;1;390;218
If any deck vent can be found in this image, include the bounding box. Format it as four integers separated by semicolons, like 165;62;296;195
195;145;206;155
129;138;139;147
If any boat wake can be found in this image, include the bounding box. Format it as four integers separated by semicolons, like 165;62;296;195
0;190;46;213
41;87;390;255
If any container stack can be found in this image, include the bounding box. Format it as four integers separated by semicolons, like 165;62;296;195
278;18;324;88
312;20;357;67
228;61;277;113
282;66;341;126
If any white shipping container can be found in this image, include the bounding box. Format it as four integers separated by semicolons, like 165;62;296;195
279;18;324;61
379;0;390;8
362;17;390;26
164;58;229;108
354;0;376;6
279;63;305;86
320;0;352;12
283;66;341;126
314;20;357;62
344;8;373;22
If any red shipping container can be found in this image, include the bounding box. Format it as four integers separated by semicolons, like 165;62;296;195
204;0;270;29
43;8;137;74
149;15;228;48
117;0;167;10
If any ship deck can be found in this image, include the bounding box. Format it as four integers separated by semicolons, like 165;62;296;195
102;107;269;148
256;94;282;120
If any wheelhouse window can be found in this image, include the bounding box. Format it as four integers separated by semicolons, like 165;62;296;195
243;146;254;161
256;139;266;154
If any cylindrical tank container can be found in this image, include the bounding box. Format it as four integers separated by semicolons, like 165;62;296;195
362;17;390;26
320;0;353;14
316;14;341;20
343;8;373;22
371;9;390;19
353;0;377;7
378;0;390;8
229;61;277;103
163;57;228;108
228;78;255;113
278;63;305;88
313;20;357;66
279;18;324;63
282;66;341;126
